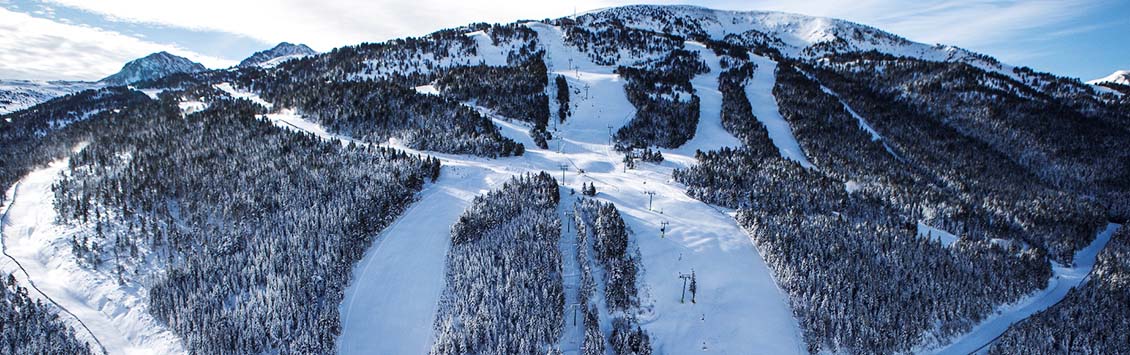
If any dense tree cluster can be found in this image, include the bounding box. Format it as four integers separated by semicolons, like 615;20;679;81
773;63;1106;262
989;227;1130;354
0;275;93;355
0;87;149;206
671;58;1062;352
555;75;571;123
284;28;478;82
240;75;524;157
636;147;665;163
51;93;438;354
572;199;651;355
267;22;540;84
478;23;544;66
1095;81;1130;96
676;147;1050;353
434;60;551;148
431;172;564;355
557;16;685;66
614;49;708;150
805;53;1116;260
716;62;766;146
131;70;237;91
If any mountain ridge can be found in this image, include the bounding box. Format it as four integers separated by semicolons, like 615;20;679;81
238;42;317;68
99;51;206;85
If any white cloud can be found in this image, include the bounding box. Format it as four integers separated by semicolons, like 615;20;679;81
40;0;624;51
0;8;233;81
1;0;1110;80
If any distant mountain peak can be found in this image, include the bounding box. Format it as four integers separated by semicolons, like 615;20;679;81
100;52;206;85
238;42;317;68
1088;70;1130;86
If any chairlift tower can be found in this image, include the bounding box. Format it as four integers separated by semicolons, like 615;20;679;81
644;191;656;211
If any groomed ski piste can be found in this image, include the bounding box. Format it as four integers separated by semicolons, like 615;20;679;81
0;155;187;355
251;22;805;354
2;17;1118;355
928;222;1122;354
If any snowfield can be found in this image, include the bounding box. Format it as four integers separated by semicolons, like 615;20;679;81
0;80;101;114
224;22;804;354
1;157;186;355
2;7;1120;355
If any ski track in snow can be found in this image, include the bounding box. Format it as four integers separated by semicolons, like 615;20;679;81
796;70;908;163
3;15;1112;355
222;22;803;354
1;158;186;355
557;191;583;355
358;23;803;354
746;55;816;169
672;41;742;157
929;223;1122;354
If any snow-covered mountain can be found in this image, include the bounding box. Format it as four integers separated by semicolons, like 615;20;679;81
3;4;1129;355
238;42;317;68
1088;70;1130;85
0;79;100;114
99;51;206;85
582;5;999;65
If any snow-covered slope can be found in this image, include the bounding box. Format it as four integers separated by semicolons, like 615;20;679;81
745;55;815;169
930;223;1122;354
673;41;742;156
218;20;804;351
0;80;101;114
1087;70;1130;86
1;156;186;355
100;52;206;86
238;42;317;68
581;5;1004;69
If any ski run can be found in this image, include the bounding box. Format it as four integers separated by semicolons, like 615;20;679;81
1;156;186;355
930;223;1122;355
2;20;1116;355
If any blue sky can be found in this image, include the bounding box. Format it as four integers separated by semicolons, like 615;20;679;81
1;0;1126;81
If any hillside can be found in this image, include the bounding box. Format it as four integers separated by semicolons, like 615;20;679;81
0;80;100;114
1;4;1127;355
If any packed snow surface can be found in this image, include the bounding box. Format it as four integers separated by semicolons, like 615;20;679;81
226;22;803;354
674;41;742;156
746;55;816;169
1;157;186;355
930;223;1122;354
